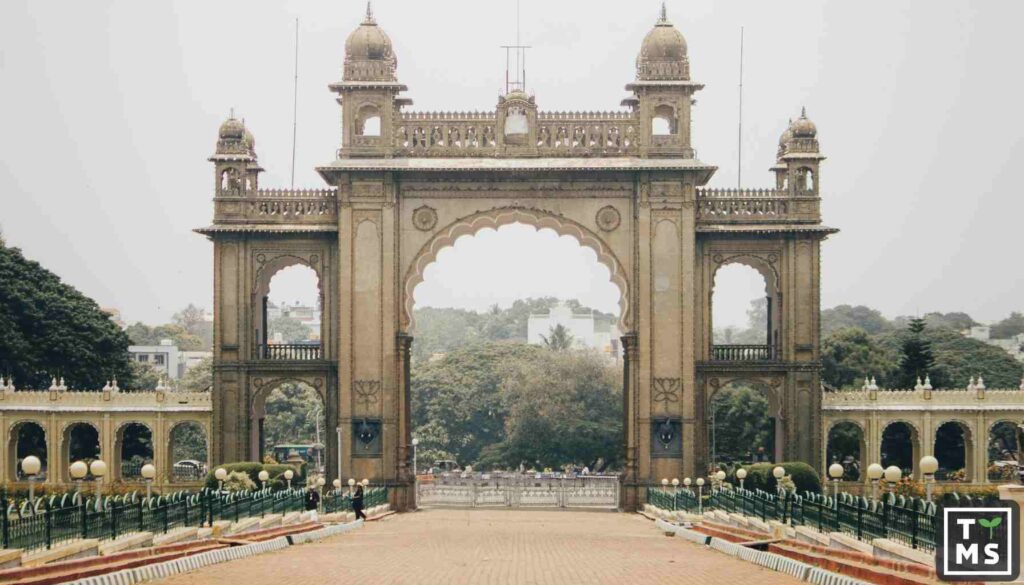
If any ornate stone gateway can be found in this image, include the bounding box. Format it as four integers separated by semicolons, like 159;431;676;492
198;6;836;511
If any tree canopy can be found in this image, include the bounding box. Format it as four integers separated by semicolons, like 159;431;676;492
0;245;134;388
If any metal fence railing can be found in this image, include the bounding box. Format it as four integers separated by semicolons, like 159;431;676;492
1;485;388;553
648;485;944;551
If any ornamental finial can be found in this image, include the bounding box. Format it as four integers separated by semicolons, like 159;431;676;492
658;1;668;23
364;1;375;24
801;106;807;119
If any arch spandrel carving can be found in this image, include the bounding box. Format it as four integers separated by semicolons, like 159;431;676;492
401;206;631;332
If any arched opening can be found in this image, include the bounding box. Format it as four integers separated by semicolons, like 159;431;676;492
881;421;919;476
255;262;323;360
796;167;815;191
711;262;777;361
117;423;153;480
62;422;100;481
169;422;209;483
651;104;676;136
408;219;625;477
826;421;864;481
10;421;47;481
988;420;1019;482
355;104;381;137
253;381;326;476
708;380;780;466
935;421;972;481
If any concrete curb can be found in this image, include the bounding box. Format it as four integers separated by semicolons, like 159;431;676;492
67;521;366;585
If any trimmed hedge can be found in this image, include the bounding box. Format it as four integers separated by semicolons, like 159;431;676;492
731;461;821;493
204;461;305;490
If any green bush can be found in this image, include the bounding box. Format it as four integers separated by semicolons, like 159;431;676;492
204;461;304;490
731;461;821;493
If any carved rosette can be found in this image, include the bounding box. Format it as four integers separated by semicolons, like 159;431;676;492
595;205;621;232
412;205;438;231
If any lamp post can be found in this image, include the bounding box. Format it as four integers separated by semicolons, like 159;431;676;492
695;478;705;516
333;478;342;493
214;467;228;493
866;463;883;501
316;476;326;513
258;470;270;491
70;460;88;495
21;455;41;502
412;437;419;509
883;465;902;497
348;478;356;496
919;456;939;503
736;468;747;490
828;463;844;500
90;459;107;506
714;469;726;492
283;469;294;491
141;463;156;500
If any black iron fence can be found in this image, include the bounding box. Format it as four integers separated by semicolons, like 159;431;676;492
0;485;388;553
648;485;942;551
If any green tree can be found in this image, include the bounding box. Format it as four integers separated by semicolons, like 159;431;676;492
540;324;575;351
125;322;203;351
821;327;897;389
178;357;212;392
991;312;1024;339
0;245;134;388
896;318;935;388
129;360;162;390
709;385;773;462
262;383;325;453
267;316;313;343
821;305;892;337
173;304;213;350
923;311;976;332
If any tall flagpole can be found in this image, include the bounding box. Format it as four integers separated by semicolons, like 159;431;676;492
290;18;299;188
737;26;744;188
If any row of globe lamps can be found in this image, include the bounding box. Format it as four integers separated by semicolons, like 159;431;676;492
212;467;370;497
660;455;942;508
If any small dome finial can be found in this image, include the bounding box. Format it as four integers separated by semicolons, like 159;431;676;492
801;106;807;118
659;1;668;23
364;1;375;24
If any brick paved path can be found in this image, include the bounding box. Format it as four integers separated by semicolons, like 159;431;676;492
156;510;801;585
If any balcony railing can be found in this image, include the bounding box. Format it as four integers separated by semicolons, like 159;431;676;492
172;462;208;483
711;344;777;361
255;344;323;361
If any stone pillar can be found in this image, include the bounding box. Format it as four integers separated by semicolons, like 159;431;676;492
621;333;639;510
153;414;168;489
45;414;61;486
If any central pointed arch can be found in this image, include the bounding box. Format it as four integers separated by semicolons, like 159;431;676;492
402;206;631;331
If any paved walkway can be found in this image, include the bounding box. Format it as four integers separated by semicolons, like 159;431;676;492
156;509;801;584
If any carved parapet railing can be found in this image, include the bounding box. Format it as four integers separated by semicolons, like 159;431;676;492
395;111;499;157
391;110;642;157
214;188;338;225
535;111;640;156
696;188;819;224
254;343;323;361
823;388;1024;410
0;388;212;411
710;344;777;361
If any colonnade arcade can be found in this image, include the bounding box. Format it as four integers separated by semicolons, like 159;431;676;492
200;6;834;510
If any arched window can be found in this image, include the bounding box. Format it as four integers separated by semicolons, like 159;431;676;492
11;421;47;481
256;262;323;360
118;422;153;479
796;167;815;191
257;381;326;473
711;263;774;360
935;421;972;481
988;421;1019;482
356;104;381;137
881;421;919;475
170;422;209;482
652;104;676;136
709;381;778;465
826;422;863;481
64;422;99;480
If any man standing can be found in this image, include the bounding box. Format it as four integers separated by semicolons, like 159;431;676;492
352;481;366;521
305;484;321;522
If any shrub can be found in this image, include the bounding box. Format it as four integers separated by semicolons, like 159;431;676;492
204;461;303;490
731;461;821;493
223;471;256;492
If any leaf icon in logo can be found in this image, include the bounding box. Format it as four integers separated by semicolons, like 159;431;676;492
979;516;1003;539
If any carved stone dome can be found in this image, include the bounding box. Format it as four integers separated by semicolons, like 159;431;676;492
636;5;689;81
343;5;397;82
243;127;255;153
791;108;817;138
777;120;794;158
219;117;245;140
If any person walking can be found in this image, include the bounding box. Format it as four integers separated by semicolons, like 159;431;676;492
352;481;366;521
305;484;321;523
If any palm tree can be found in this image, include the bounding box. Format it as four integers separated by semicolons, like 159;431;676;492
540;324;575;351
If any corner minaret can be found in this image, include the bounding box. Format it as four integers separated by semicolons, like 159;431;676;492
210;114;256;198
780;107;825;196
329;3;408;157
626;3;703;157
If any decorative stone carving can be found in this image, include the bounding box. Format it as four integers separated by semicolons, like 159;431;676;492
653;378;681;404
596;205;621;232
412;205;438;231
354;380;381;408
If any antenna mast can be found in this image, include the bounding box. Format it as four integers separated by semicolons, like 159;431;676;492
290;18;300;188
737;26;744;188
501;0;530;93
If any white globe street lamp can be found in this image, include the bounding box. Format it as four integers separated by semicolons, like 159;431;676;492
70;460;88;494
828;463;844;500
883;465;902;495
695;478;705;515
141;463;157;500
411;437;420;510
21;455;41;502
333;478;342;492
283;469;294;490
772;466;785;480
919;455;939;503
258;470;270;490
735;468;747;490
214;467;228;492
866;463;884;501
90;459;108;504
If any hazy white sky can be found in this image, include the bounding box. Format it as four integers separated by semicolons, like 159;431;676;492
2;1;1022;327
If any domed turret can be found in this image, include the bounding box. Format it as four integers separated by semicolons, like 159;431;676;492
636;3;689;81
218;117;244;141
343;3;398;82
777;119;794;159
214;114;249;157
791;107;817;138
243;127;256;155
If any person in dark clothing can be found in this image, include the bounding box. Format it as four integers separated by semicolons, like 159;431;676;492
305;486;321;522
352;483;365;520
